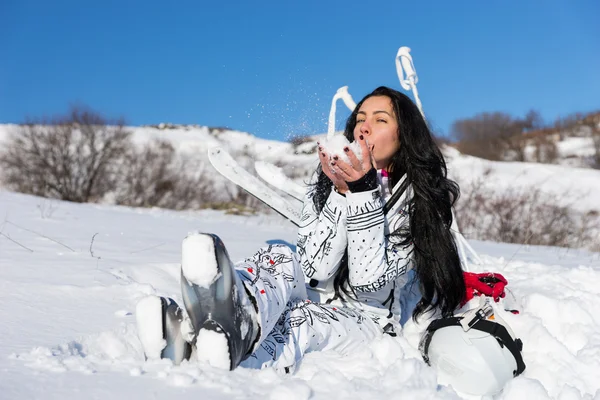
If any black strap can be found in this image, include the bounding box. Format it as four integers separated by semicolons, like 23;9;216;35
383;183;407;215
419;317;462;364
419;316;526;377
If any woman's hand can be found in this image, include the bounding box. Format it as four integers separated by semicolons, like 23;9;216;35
329;134;376;184
318;143;349;194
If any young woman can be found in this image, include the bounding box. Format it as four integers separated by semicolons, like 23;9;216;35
136;86;465;372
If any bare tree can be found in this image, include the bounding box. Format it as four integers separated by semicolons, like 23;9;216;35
522;109;545;132
454;171;599;250
451;110;548;162
553;112;585;136
114;140;219;210
503;135;528;162
452;112;509;160
554;111;600;168
0;106;132;202
582;113;600;169
452;112;527;161
289;134;313;147
593;131;600;169
533;134;559;163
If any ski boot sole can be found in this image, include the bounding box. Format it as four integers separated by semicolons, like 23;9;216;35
136;295;192;364
180;232;257;370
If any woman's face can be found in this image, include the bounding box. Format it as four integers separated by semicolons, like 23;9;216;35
353;95;400;170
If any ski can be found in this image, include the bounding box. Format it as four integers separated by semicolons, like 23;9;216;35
254;160;306;203
208;147;302;226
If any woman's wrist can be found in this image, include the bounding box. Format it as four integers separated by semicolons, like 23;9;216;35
333;186;347;196
346;168;378;193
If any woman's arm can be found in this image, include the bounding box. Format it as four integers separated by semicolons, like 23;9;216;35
296;188;348;282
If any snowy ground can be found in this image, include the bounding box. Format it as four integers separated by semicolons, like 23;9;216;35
1;190;599;399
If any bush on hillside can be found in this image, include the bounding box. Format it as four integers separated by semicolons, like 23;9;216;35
0;108;228;210
532;135;559;163
554;110;600;168
454;171;599;250
0;107;131;203
113;139;221;210
452;110;543;162
583;113;600;169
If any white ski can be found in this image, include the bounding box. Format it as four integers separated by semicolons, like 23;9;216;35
208;147;302;226
253;161;306;203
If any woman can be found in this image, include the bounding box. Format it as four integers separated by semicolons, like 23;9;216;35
136;86;465;372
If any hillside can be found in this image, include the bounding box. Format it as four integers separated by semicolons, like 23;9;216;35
1;123;599;250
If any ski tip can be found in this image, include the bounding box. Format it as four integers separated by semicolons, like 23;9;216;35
207;146;223;157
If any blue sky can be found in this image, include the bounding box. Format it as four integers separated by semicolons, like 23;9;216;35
1;0;599;141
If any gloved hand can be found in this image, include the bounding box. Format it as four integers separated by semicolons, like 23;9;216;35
462;272;508;305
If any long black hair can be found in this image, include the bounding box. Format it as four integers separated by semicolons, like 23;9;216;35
309;86;464;320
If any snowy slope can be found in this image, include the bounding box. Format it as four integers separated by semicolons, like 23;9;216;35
1;190;600;399
521;136;597;168
130;126;600;214
556;137;596;161
2;123;598;215
443;147;600;214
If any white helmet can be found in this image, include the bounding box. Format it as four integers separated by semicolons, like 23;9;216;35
419;300;526;396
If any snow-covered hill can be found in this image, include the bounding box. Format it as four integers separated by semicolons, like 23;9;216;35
1;189;599;399
443;147;600;214
1;123;598;215
553;136;597;168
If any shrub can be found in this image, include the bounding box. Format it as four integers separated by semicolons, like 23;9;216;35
114;139;220;210
454;171;599;250
0;107;131;202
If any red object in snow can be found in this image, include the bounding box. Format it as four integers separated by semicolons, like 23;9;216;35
462;272;508;306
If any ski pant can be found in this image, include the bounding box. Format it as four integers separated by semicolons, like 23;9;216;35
234;244;384;372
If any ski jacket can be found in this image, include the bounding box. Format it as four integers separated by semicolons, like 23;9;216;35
296;170;415;327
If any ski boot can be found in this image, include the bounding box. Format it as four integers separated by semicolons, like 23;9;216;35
180;232;260;370
135;295;193;365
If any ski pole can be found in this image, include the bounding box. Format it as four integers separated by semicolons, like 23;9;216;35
396;47;425;120
327;86;357;139
396;46;482;269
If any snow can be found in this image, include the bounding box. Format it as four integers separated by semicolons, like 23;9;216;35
446;152;600;214
319;134;363;164
181;232;220;288
195;329;231;370
520;136;596;168
557;137;596;159
135;296;166;360
1;189;600;399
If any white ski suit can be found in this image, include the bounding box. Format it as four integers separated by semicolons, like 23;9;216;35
239;171;415;371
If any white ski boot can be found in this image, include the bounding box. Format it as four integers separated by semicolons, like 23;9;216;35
180;232;260;370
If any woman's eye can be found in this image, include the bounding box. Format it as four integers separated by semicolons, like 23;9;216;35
377;119;387;123
356;119;365;123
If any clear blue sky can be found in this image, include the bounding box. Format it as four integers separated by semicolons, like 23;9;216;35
1;0;599;141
